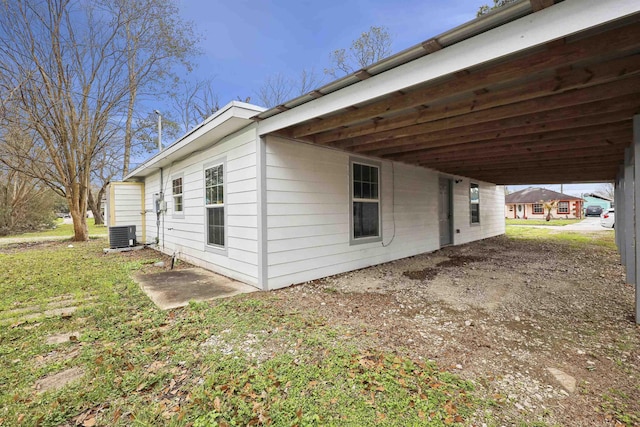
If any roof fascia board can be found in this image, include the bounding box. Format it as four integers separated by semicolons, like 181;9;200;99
257;0;639;136
125;102;264;180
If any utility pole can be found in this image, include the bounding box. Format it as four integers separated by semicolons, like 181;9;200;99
154;110;162;152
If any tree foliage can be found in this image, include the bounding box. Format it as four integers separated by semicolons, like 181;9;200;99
325;26;393;77
169;78;221;132
597;183;615;201
0;0;199;240
256;26;391;108
256;69;323;109
0;166;58;235
476;0;519;17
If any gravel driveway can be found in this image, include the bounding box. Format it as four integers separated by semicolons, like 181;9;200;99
264;234;638;426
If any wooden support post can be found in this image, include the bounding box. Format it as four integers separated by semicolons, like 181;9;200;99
633;115;640;324
624;146;635;287
615;170;623;258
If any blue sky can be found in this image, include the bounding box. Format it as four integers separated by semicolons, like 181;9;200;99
173;0;611;196
177;0;489;103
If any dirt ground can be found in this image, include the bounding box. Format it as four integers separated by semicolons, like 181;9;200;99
262;235;640;426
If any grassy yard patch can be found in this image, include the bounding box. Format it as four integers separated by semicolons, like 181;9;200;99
506;225;616;249
0;240;477;426
3;218;107;239
505;218;583;226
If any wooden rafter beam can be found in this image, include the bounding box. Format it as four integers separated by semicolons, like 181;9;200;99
322;53;640;147
354;101;638;159
371;116;633;158
385;124;630;162
289;22;640;139
415;149;626;170
405;133;630;165
476;172;618;184
446;166;622;184
456;163;619;175
425;151;625;171
342;78;640;154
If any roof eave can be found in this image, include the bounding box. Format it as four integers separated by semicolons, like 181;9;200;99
124;101;265;180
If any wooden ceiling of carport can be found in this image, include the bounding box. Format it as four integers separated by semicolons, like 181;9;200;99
272;18;640;185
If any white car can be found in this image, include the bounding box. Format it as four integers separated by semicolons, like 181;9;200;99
600;208;614;228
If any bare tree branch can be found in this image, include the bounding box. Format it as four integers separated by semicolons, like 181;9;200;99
325;26;393;78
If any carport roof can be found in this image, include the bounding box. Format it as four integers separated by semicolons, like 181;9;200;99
256;0;640;185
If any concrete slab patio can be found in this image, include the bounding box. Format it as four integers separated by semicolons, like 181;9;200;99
135;268;258;310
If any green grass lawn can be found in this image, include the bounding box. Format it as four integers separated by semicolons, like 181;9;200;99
0;239;478;426
4;218;107;239
505;218;583;226
506;225;616;249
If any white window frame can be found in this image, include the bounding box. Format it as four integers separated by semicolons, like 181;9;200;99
533;203;544;214
171;174;184;218
204;159;227;254
470;182;480;225
349;157;382;245
557;201;570;214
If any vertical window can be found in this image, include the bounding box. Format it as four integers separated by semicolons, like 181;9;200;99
533;203;544;214
205;164;224;247
557;201;569;214
470;183;480;224
172;177;183;213
351;161;381;241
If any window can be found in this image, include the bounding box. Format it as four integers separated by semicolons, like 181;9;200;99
351;160;381;242
470;183;480;224
205;164;224;247
533;203;544;214
172;177;183;213
558;201;569;214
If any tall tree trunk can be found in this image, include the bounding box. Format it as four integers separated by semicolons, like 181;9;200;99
69;207;88;241
88;189;104;225
68;182;89;241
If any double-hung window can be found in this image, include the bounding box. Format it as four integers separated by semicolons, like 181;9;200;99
533;203;544;214
351;160;381;243
557;201;569;214
470;183;480;224
205;164;224;247
172;177;183;214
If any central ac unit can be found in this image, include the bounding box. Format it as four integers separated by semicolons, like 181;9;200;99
108;225;137;249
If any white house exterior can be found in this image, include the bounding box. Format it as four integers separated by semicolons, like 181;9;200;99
108;0;640;296
107;101;505;290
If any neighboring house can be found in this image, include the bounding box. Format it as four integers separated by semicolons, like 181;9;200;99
582;193;613;212
106;0;638;292
505;188;583;219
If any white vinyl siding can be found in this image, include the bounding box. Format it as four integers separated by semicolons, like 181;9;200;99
453;180;505;245
265;135;439;289
142;125;259;287
107;182;144;243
